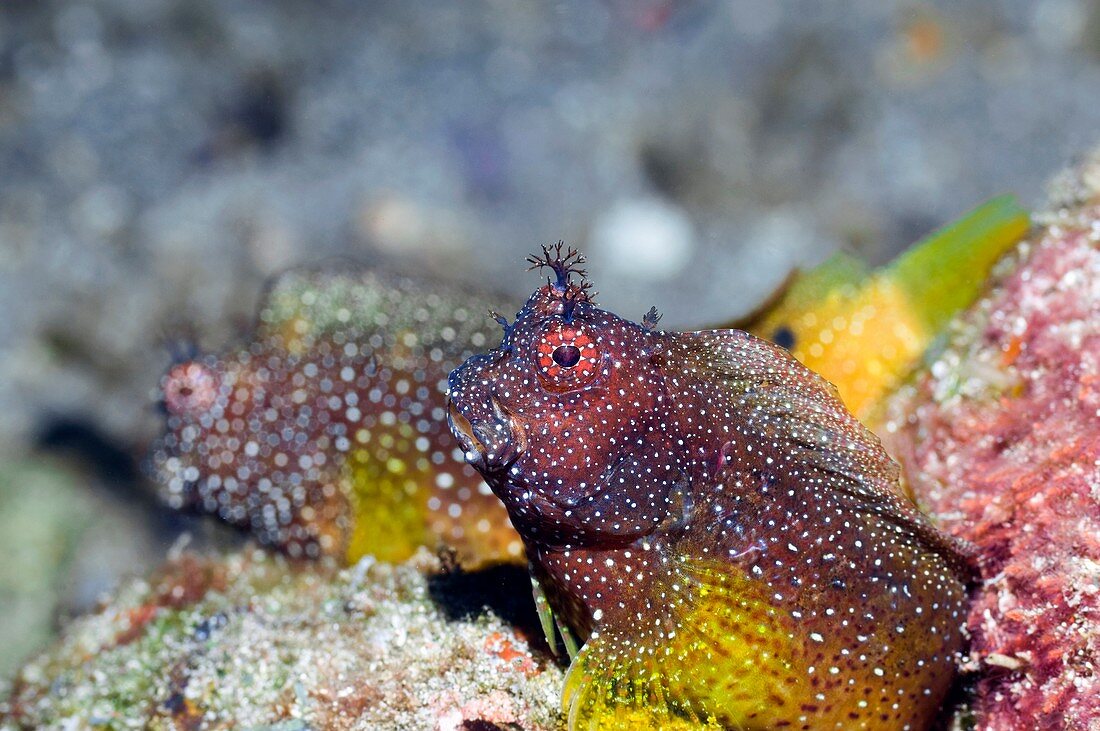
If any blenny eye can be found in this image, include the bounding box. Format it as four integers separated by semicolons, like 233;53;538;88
536;322;601;391
162;361;220;416
771;325;796;351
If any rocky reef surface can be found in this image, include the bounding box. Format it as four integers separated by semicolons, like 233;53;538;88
0;549;563;730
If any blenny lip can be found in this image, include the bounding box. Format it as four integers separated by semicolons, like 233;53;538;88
447;397;525;474
447;400;483;456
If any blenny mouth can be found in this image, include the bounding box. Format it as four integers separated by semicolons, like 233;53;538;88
447;400;483;456
447;397;526;474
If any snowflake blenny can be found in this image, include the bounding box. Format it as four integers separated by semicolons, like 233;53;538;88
447;245;972;730
152;266;523;566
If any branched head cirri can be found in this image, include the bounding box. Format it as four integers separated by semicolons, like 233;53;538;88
446;245;971;730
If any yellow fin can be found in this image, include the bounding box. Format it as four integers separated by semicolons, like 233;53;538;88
561;553;802;730
889;194;1030;331
743;196;1029;417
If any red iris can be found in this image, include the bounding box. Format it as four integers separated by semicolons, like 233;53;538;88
163;361;220;416
536;323;600;391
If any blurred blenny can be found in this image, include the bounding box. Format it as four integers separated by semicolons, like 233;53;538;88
737;196;1029;419
154;267;523;565
447;246;971;729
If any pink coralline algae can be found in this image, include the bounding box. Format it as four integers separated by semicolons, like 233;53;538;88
878;155;1100;730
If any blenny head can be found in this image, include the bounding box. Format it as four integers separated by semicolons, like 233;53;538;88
153;356;228;507
447;245;682;547
152;343;350;558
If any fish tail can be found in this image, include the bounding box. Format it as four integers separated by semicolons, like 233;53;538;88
888;195;1030;332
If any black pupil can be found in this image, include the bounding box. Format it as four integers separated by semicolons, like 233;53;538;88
552;344;582;368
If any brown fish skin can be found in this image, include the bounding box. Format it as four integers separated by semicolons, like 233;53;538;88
152;267;523;566
447;246;970;729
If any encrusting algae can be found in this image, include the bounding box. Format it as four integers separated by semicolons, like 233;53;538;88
447;245;972;730
877;151;1100;730
153;266;523;567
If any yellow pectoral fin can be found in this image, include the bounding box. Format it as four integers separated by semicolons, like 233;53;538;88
563;639;723;731
562;561;803;731
344;444;432;563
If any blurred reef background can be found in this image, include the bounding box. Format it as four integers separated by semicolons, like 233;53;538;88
3;0;1100;682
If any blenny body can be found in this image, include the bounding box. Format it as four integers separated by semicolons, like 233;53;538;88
153;266;522;565
447;247;971;730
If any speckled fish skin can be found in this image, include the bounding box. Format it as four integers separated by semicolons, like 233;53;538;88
152;266;523;566
447;248;971;730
